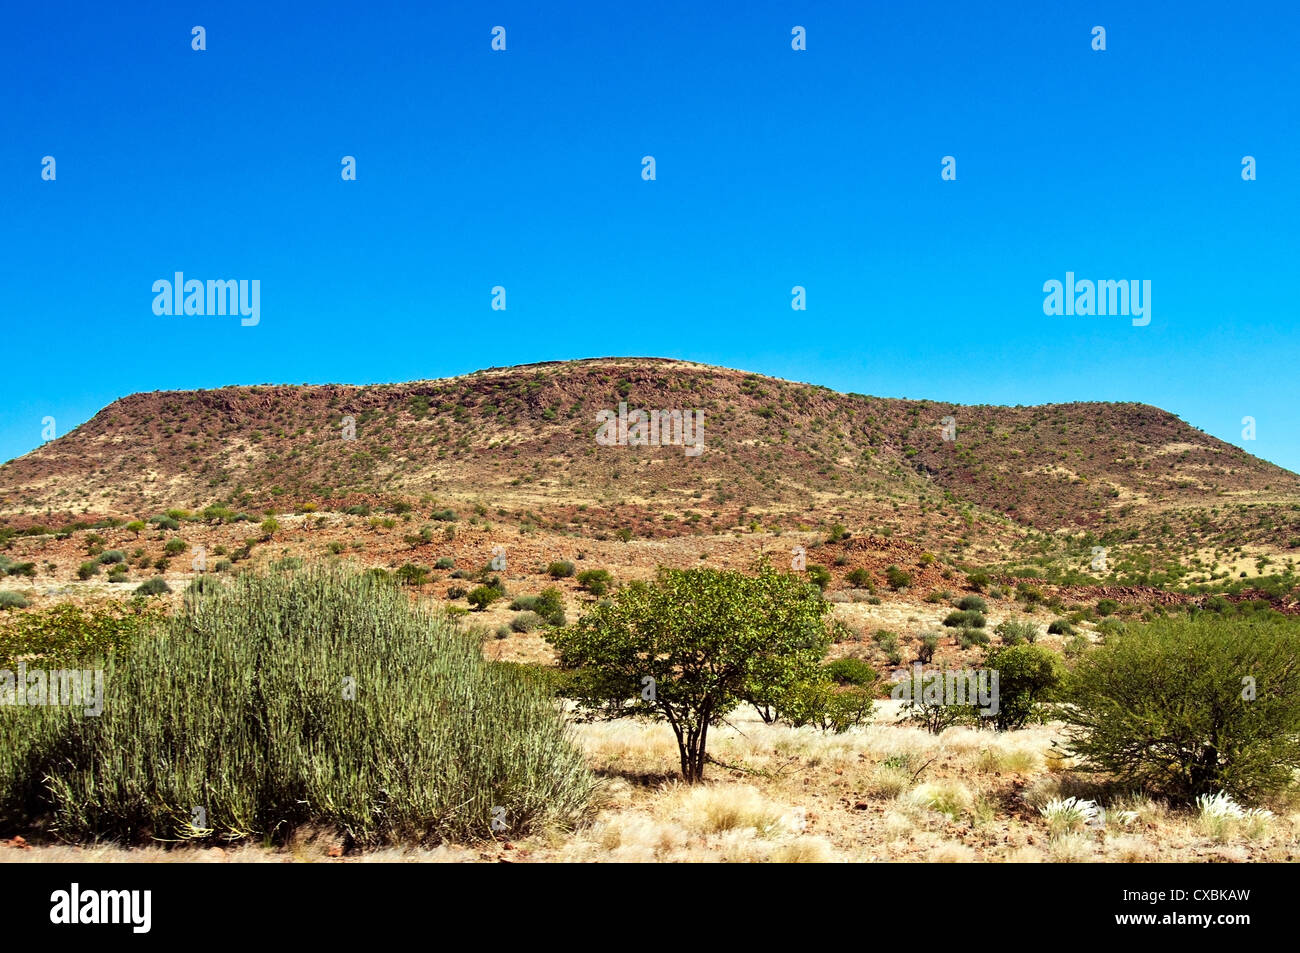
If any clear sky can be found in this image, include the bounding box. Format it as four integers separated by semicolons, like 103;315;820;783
3;1;1297;472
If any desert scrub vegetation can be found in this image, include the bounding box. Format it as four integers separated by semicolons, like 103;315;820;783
0;566;596;844
0;600;163;668
1061;614;1300;804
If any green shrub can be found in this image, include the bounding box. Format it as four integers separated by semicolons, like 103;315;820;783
885;565;912;589
511;611;544;633
534;588;566;627
846;568;873;588
576;568;613;596
805;564;832;590
0;600;162;667
966;571;990;591
435;557;455;570
136;578;172;596
1096;599;1120;617
1062;616;1300;803
430;509;457;522
995;618;1039;645
2;560;36;578
823;658;878;687
76;562;99;580
446;586;468;600
0;566;595;842
917;632;940;663
493;624;512;640
215;560;233;573
943;610;985;629
97;550;126;565
395;564;430;587
510;595;539;612
547;561;576;579
163;539;186;556
150;515;180;531
958;628;990;649
1047;618;1074;636
983;643;1064;731
0;592;29;611
467;585;502;611
956;595;987;613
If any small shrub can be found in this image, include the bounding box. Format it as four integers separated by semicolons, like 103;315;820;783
846;568;872;588
1048;618;1074;636
995;619;1038;645
956;595;987;613
434;557;455;570
547;561;576;579
97;550;126;565
467;585;502;611
136;578;172;597
885;565;912;590
917;632;940;664
0;592;29;610
511;611;544;633
575;568;613;596
943;610;985;629
163;539;186;556
823;658;878;687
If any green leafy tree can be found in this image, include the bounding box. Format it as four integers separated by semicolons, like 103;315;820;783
547;562;831;782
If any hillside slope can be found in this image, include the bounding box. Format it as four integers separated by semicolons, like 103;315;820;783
2;358;1298;554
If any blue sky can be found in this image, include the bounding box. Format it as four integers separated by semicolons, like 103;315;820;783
3;1;1297;472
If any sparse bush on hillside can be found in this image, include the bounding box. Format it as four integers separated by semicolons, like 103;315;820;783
1062;616;1300;803
805;564;832;590
576;568;613;596
76;562;99;580
511;611;543;633
966;571;990;591
395;564;430;587
886;565;912;590
163;539;186;556
135;578;171;597
467;585;502;611
943;610;986;629
1096;599;1120;617
917;632;940;664
1048;618;1074;636
957;595;987;613
0;592;29;611
846;568;873;589
97;550;125;565
823;658;878;687
435;557;455;570
547;561;576;579
996;618;1039;645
